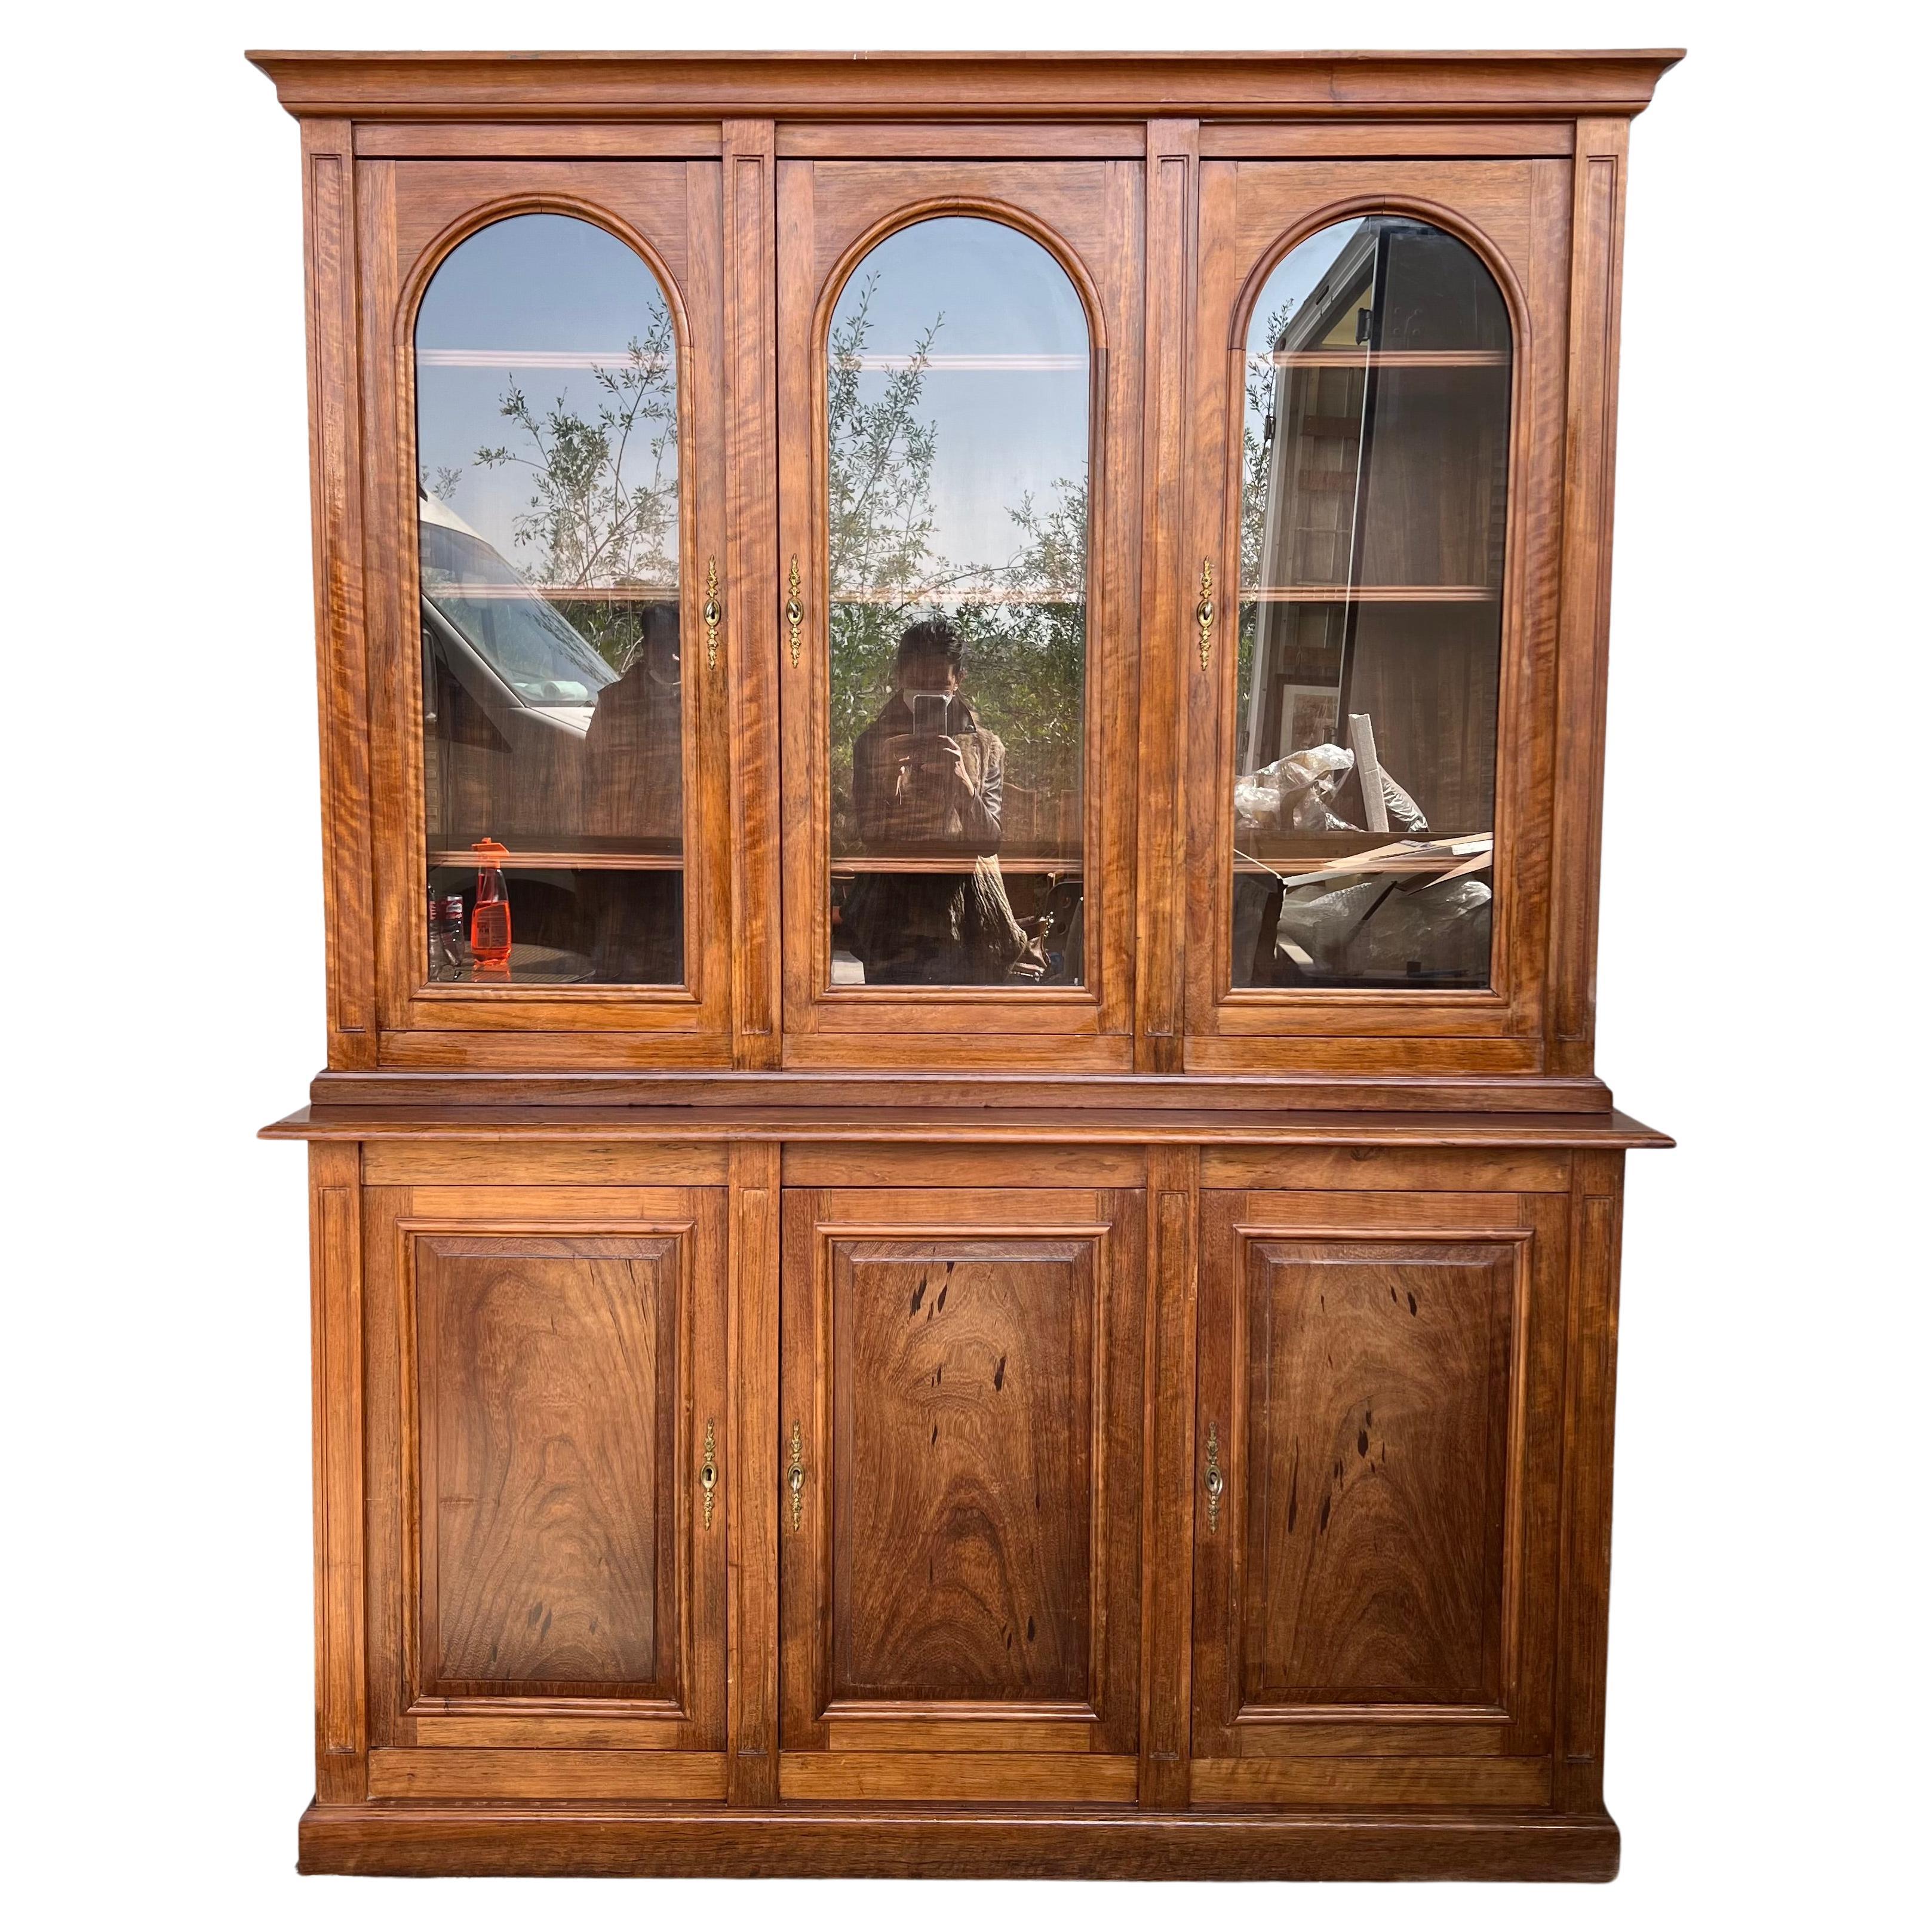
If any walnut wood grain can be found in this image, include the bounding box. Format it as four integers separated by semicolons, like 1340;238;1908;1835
1192;1186;1572;1771
297;1801;1621;1879
782;1187;1145;1773
268;1104;1670;1149
253;49;1681;123
1238;1238;1515;1709
261;47;1673;1882
414;1234;677;1694
830;1238;1095;1703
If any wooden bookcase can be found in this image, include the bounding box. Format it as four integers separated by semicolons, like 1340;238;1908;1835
256;48;1678;1880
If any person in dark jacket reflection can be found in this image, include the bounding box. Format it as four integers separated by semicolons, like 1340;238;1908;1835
578;601;684;983
843;616;1028;984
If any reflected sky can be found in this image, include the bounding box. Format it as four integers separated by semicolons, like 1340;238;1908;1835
828;217;1090;584
415;214;677;583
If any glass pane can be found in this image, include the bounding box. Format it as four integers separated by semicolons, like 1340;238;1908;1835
825;217;1089;989
1233;217;1509;991
415;213;684;986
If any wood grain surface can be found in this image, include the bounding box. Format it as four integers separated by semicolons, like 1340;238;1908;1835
830;1239;1095;1703
1239;1238;1513;1707
414;1234;677;1694
262;47;1671;1879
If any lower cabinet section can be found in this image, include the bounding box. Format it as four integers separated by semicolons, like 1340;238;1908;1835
357;1178;730;1803
303;1137;1632;1876
778;1187;1146;1804
1190;1187;1569;1810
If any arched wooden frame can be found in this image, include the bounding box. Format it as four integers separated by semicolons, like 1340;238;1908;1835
391;196;704;1008
1215;195;1532;1012
803;199;1110;1007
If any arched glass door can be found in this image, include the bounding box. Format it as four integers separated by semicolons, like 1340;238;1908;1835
1232;214;1510;992
414;211;687;987
822;215;1091;991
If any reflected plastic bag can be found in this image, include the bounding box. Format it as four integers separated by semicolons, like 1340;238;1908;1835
1358;877;1492;979
1276;874;1392;972
1377;769;1429;836
1233;744;1359;833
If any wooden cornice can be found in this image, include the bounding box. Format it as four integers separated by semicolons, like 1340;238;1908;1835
247;48;1683;124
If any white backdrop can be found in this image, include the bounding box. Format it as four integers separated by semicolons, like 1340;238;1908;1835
4;4;1922;1924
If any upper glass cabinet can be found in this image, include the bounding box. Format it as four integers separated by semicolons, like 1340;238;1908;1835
822;216;1090;990
413;213;687;987
1231;216;1509;992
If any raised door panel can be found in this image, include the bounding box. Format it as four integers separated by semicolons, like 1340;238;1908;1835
775;158;1143;1068
415;1234;675;1697
1182;159;1572;1072
363;1185;727;1802
357;158;736;1065
1192;1188;1567;1809
780;1187;1144;1804
1237;1239;1513;1711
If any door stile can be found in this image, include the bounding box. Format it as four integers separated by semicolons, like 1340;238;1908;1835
1133;121;1200;1073
1138;1143;1200;1808
723;122;783;1068
727;1139;781;1803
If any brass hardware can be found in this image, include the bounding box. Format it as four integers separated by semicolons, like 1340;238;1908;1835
785;555;804;669
1196;558;1216;671
1204;1421;1224;1532
788;1420;805;1531
700;1418;718;1531
702;557;721;671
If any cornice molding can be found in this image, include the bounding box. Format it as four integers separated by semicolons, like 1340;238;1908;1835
248;48;1683;124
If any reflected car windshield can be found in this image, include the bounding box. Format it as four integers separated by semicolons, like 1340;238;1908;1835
420;520;616;705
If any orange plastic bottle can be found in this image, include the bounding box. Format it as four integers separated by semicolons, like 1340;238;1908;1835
469;838;513;966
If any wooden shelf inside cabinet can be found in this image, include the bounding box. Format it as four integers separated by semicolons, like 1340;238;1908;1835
1231;834;1494;881
1243;585;1500;603
1264;348;1510;368
428;847;685;871
830;855;1082;875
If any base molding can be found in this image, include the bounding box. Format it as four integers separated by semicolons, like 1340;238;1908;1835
297;1802;1620;1881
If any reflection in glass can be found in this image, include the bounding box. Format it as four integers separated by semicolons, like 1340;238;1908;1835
824;217;1089;988
1233;217;1510;990
415;213;684;985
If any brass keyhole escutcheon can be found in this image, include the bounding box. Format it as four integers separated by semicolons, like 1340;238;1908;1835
1204;1421;1224;1532
702;558;722;672
1196;558;1216;671
699;1418;718;1532
785;555;804;668
788;1419;806;1531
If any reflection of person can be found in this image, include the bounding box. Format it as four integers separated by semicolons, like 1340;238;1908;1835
843;617;1030;985
580;602;683;982
585;603;683;841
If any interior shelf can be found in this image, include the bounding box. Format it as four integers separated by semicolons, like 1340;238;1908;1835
1242;585;1499;602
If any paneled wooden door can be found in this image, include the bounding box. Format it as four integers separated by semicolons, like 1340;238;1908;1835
775;155;1144;1068
361;1181;729;1802
779;1186;1146;1803
1182;156;1574;1071
1191;1185;1569;1811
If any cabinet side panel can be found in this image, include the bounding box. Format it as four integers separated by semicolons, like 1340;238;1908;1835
302;124;376;1064
311;1143;367;1799
1556;1150;1624;1811
1547;122;1631;1070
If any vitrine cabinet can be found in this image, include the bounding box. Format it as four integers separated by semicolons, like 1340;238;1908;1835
258;48;1676;1880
